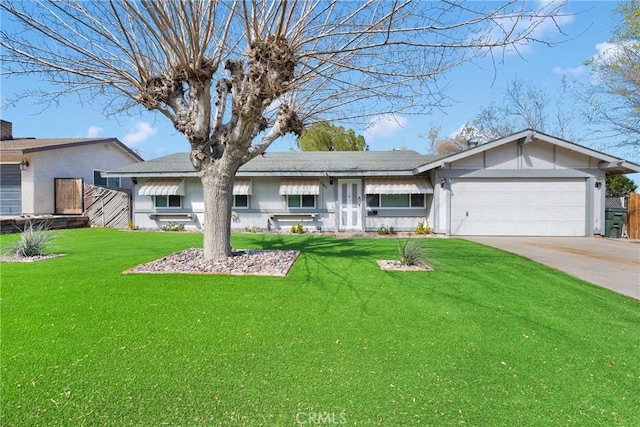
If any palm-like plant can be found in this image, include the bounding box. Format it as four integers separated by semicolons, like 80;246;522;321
398;240;425;266
6;220;55;257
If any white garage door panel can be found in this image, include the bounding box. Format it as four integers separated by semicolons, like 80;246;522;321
450;178;586;236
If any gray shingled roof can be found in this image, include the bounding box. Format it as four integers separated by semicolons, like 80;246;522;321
105;150;445;177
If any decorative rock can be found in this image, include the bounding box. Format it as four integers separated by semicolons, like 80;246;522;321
125;248;300;276
377;259;433;271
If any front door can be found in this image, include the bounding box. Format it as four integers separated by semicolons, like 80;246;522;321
338;179;362;231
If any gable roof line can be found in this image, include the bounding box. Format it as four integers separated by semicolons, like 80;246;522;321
1;137;144;162
412;129;640;174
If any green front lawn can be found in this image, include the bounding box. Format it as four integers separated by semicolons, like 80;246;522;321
1;229;638;426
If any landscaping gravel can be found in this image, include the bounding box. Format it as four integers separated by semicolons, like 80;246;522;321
125;248;300;276
1;254;65;263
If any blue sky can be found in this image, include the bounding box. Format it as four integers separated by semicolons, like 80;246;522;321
1;1;637;183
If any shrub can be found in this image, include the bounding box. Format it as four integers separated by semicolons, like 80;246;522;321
377;225;396;235
290;222;305;234
415;220;431;235
244;226;261;233
161;222;185;232
398;240;425;266
5;220;55;257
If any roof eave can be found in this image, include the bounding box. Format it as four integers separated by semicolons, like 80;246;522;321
106;170;418;178
413;129;639;174
598;160;640;175
103;171;198;178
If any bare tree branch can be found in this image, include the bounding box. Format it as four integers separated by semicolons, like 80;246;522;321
0;0;569;259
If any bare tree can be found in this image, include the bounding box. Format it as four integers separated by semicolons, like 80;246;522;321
581;0;640;155
472;78;580;142
424;124;493;154
1;0;568;260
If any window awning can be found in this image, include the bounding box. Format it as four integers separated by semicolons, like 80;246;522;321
138;179;186;196
365;177;433;194
279;178;320;195
233;178;252;195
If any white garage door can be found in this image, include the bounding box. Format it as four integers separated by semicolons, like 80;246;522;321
450;178;586;236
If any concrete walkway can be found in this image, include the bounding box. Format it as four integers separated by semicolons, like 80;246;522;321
462;236;640;300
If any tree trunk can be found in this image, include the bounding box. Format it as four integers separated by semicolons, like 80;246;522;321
200;163;235;261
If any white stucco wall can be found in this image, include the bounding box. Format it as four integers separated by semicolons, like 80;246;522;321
22;142;138;215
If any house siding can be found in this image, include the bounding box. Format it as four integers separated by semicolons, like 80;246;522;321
133;175;432;232
22;144;137;215
434;139;607;235
107;131;639;237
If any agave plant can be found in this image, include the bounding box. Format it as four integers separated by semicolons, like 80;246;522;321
5;220;55;257
398;240;425;266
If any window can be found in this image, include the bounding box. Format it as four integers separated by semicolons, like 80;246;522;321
287;194;316;208
366;193;425;208
366;194;380;207
410;194;425;207
93;170;120;188
233;195;249;209
154;195;182;208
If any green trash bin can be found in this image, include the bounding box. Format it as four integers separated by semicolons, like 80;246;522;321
604;208;628;238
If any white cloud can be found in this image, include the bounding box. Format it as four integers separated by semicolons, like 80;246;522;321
592;41;635;63
122;121;157;147
364;114;408;140
588;41;636;82
552;65;586;76
86;125;103;138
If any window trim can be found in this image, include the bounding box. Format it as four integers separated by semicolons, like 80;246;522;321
286;194;316;209
233;194;249;209
366;193;426;209
154;195;183;209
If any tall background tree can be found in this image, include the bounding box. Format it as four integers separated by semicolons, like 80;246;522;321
582;0;640;155
297;122;368;151
472;78;579;142
425;77;582;155
1;0;568;260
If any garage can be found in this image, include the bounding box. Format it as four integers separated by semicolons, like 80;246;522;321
450;178;587;236
0;164;22;215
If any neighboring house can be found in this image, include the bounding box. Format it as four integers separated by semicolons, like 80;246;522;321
104;130;640;237
0;120;143;216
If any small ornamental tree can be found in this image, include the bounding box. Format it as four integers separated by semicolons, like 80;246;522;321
297;121;368;151
1;0;568;260
606;175;638;198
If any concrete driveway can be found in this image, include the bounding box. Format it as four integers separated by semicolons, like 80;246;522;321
462;237;640;300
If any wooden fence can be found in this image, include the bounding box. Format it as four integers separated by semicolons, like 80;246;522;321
628;193;639;239
84;184;131;229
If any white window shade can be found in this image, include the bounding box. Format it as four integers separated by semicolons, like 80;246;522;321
365;177;433;194
233;178;252;195
279;178;320;195
138;179;186;196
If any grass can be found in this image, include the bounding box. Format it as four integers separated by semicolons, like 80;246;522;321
1;229;639;426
